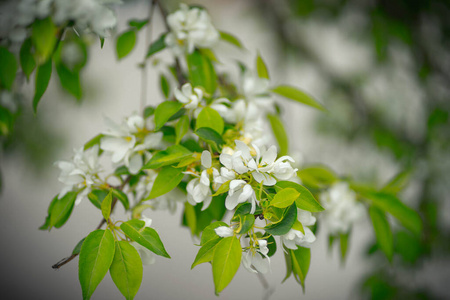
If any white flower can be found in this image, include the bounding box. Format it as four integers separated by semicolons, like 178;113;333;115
131;242;155;265
281;227;316;249
320;182;365;235
55;145;101;205
242;239;271;274
174;83;204;110
141;214;152;228
165;4;219;55
186;151;218;210
225;179;257;213
214;226;234;238
242;71;274;111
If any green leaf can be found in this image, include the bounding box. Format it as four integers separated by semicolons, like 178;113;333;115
160;74;170;99
256;54;269;79
186;50;217;95
196;107;224;134
220;31;244;49
154;101;183;130
55;63;82;99
146;166;185;199
289;246;311;291
212;180;230;196
271;188;300;208
100;37;105;49
0;47;18;90
50;191;77;229
19;38;36;81
176;154;200;168
72;237;86;255
362;191;422;236
339;232;349;263
33;58;52;113
116;30;136;60
175;115;190;144
369;206;393;261
276;181;324;212
84;134;104;151
101;190;113;221
297;166;337;189
191;238;221;269
143;106;155;119
88;189;108;209
271;85;325;111
110;241;143;300
146;34;166;58
267;114;288;156
79;229;115;300
112;189;130;210
120;220;170;258
128;19;149;30
212;236;242;294
31;17;56;61
200;221;228;245
143;144;191;169
39;195;59;230
263;234;277;257
283;250;293;283
264;204;297;236
382;170;411;195
195;127;225;151
236;214;255;234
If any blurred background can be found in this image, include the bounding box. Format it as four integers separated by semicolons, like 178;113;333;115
1;0;450;299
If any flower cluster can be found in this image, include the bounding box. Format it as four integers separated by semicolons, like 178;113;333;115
319;182;365;235
165;3;219;56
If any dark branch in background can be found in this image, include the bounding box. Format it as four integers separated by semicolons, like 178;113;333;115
52;175;132;269
154;0;186;86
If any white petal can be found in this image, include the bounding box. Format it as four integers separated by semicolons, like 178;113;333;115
201;150;212;168
214;226;234;237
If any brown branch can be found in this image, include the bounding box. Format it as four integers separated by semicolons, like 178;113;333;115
52;175;132;269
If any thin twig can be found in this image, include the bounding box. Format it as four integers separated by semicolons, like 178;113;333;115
52;175;132;269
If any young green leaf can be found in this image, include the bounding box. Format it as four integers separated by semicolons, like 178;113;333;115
143;145;192;169
160;74;170;99
339;232;349;263
271;85;325;111
84;134;104;151
236;214;255;234
116;30;137;60
79;229;115;300
146;33;166;58
33;59;52;113
175;115;190;144
369;205;393;261
256;54;269;79
211;180;230;196
112;188;130;210
264;204;297;236
289;246;311;291
31;17;56;61
195;127;225;150
49;191;77;229
101;190;113;221
362;191;422;236
297;165;338;189
271;188;300;208
219;31;244;49
88;189;108;209
186;50;217;95
110;241;143;300
39;195;58;230
72;237;86;255
200;221;228;245
191;238;221;269
276;181;324;212
128;19;149;30
154;101;183;130
146;166;185;199
19;38;36;80
120;220;170;258
212;236;242;294
196;107;224;134
55;63;82;100
267;114;288;156
0;47;18;90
